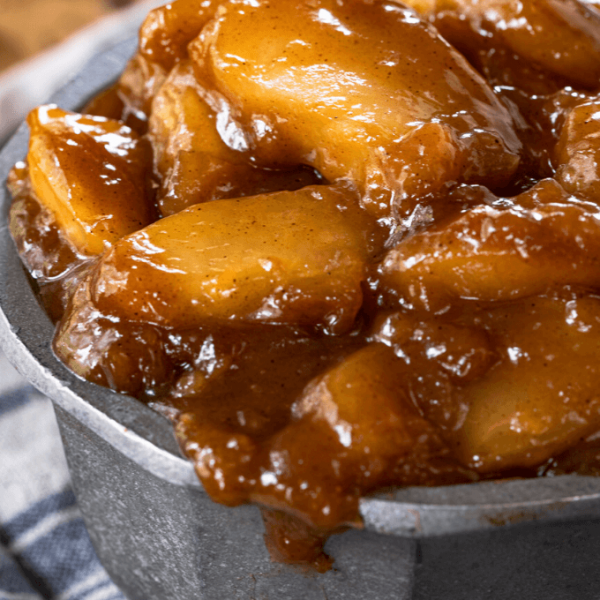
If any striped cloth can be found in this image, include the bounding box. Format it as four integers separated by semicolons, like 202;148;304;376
0;4;171;597
0;352;125;600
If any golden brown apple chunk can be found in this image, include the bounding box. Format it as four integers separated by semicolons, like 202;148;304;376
462;0;600;89
25;105;154;256
53;277;175;396
369;294;600;474
408;0;600;92
190;0;520;219
378;179;600;311
138;0;220;71
555;98;600;205
250;343;450;529
90;186;371;333
89;0;220;131
449;293;600;472
8;161;80;282
149;61;322;216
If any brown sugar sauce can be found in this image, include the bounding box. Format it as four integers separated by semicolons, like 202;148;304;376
9;0;600;569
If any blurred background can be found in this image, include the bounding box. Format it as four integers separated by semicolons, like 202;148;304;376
0;0;163;144
0;0;133;73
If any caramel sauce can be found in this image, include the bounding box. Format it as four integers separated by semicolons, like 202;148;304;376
10;0;600;569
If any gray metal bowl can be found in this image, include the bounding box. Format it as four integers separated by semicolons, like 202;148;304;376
2;38;600;600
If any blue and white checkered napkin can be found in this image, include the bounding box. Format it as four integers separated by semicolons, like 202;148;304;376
0;352;125;600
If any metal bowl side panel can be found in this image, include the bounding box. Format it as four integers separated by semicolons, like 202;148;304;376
54;405;416;600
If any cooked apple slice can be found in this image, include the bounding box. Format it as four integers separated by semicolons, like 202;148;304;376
9;162;80;282
370;294;600;473
190;0;520;218
149;61;322;216
371;311;496;387
138;0;220;71
555;98;600;204
249;343;448;529
90;185;370;333
289;344;439;464
406;0;600;91
104;0;221;130
378;179;600;311
449;293;600;472
461;0;600;89
26;105;154;256
53;277;175;396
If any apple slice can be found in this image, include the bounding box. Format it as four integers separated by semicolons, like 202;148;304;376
190;0;520;218
138;0;220;70
450;293;600;472
91;185;371;334
27;105;154;255
378;179;600;311
250;342;447;529
404;0;600;90
556;98;600;204
149;61;321;216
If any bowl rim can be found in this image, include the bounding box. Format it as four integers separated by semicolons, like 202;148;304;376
2;36;600;539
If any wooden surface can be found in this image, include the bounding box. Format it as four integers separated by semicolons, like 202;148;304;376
0;0;135;72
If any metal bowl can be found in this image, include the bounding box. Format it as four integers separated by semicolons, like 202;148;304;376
2;38;600;600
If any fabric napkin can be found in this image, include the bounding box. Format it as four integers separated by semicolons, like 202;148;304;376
0;5;165;594
0;352;125;600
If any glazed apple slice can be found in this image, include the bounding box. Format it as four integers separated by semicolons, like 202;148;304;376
369;294;600;474
450;293;600;472
26;105;154;256
249;342;449;529
90;185;371;334
138;0;221;71
555;97;600;204
463;0;600;89
190;0;520;218
378;179;600;311
149;61;321;216
99;0;222;130
405;0;600;91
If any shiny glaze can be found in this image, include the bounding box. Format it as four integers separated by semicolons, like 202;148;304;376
376;179;600;312
149;61;323;216
555;97;600;202
449;291;600;472
8;161;80;282
24;106;155;257
190;0;521;219
407;0;600;92
88;185;376;333
10;0;600;569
